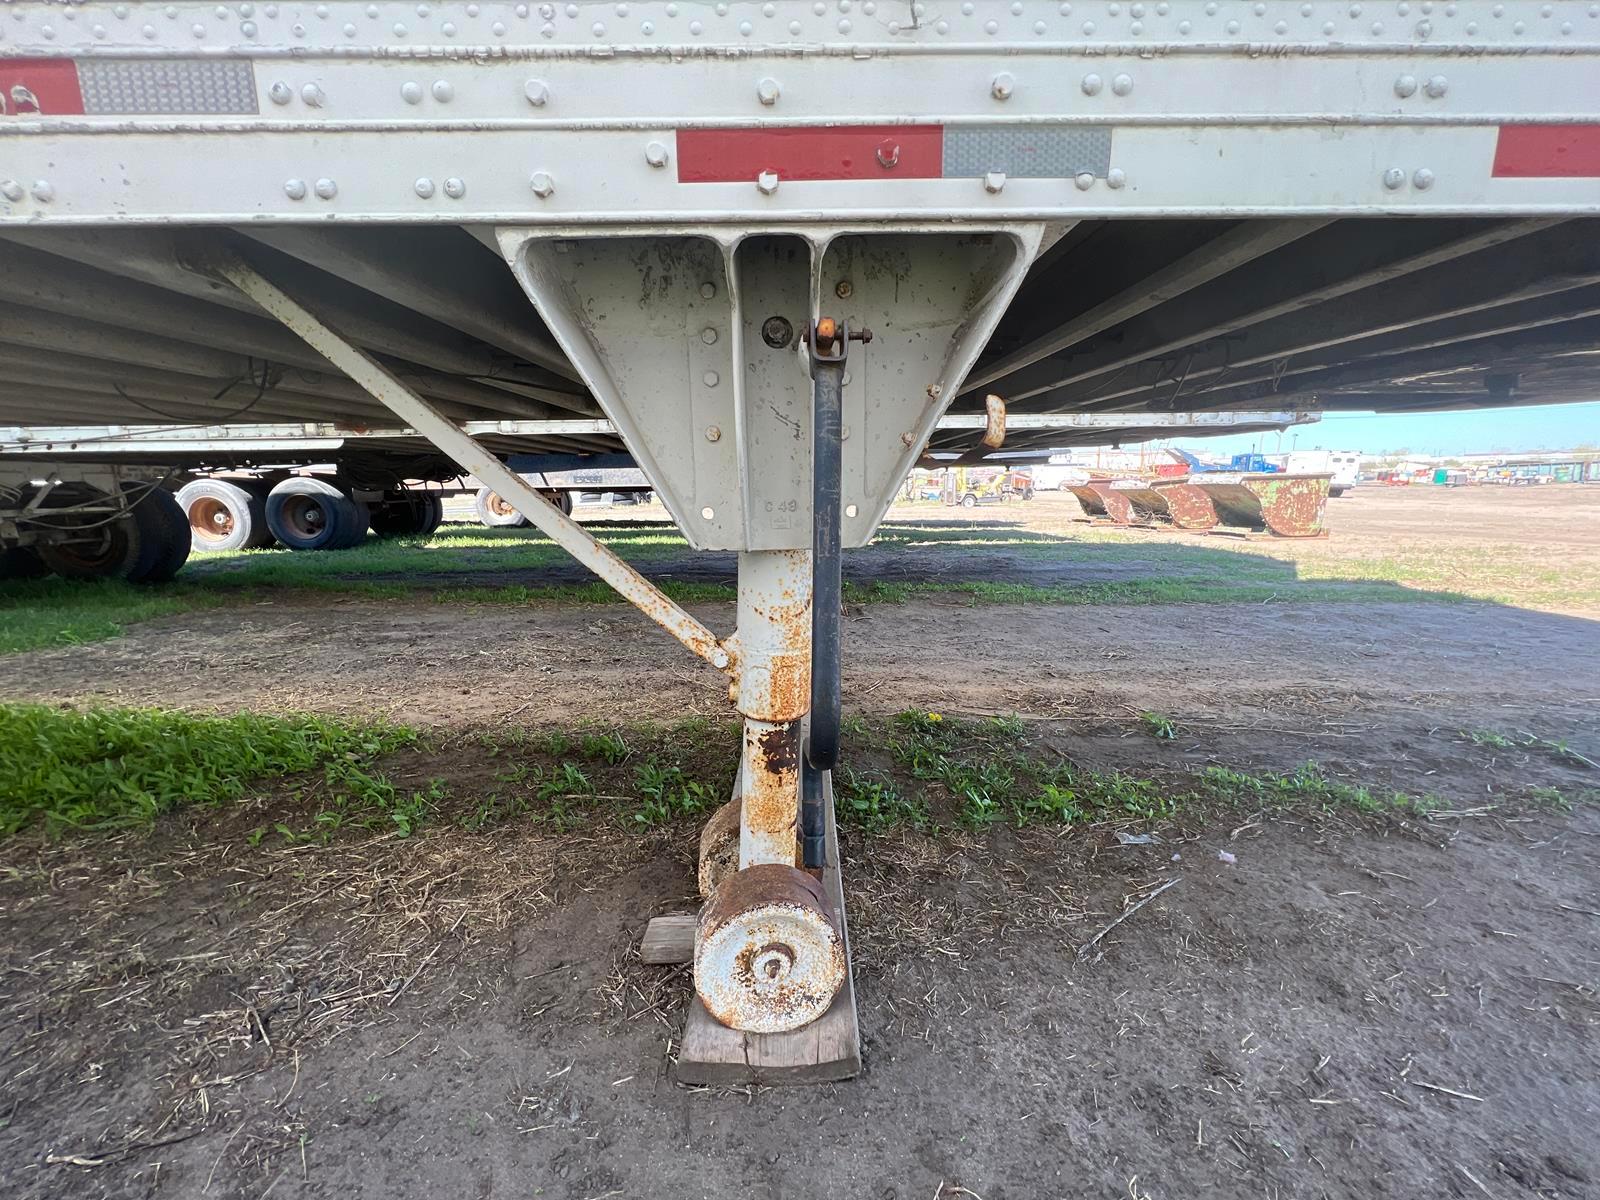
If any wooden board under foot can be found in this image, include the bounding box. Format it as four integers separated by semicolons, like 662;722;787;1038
647;774;861;1087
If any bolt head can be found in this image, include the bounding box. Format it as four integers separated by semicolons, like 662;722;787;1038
300;82;325;106
1394;73;1418;97
1382;167;1406;190
991;71;1015;100
834;279;854;299
0;180;23;202
703;372;720;388
1074;172;1096;191
756;169;780;195
529;170;555;197
284;178;308;200
414;176;436;198
699;282;717;299
983;171;1006;194
645;140;670;167
401;81;423;104
268;80;292;104
700;327;718;345
1111;73;1134;96
756;76;780;105
524;78;549;106
1106;167;1127;189
29;180;54;203
314;177;337;199
432;79;454;102
1081;72;1103;95
705;425;722;441
901;431;916;447
1424;74;1448;98
443;176;465;198
926;384;942;400
1412;167;1435;190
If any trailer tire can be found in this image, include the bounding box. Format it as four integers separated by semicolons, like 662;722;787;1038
36;492;143;581
266;477;366;551
961;493;978;508
124;485;192;584
0;547;50;580
177;479;271;552
421;494;445;535
371;493;445;538
475;486;528;528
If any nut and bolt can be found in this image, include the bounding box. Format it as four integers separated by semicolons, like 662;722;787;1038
834;280;853;299
529;171;555;197
762;316;795;349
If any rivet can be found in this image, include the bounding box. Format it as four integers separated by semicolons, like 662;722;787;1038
845;503;859;518
757;170;780;194
699;282;717;299
241;19;257;35
529;171;555;197
1074;172;1096;190
415;177;436;198
1412;168;1435;190
703;372;720;388
901;431;916;446
1394;74;1418;98
983;171;1006;194
926;384;942;399
314;177;337;199
645;140;670;167
524;79;550;106
1382;167;1406;189
269;81;293;104
191;21;206;36
700;327;718;345
0;180;23;202
402;81;423;103
300;82;325;107
991;71;1015;100
1424;74;1448;98
1111;73;1133;96
432;80;454;102
29;180;54;203
1106;167;1127;189
701;505;715;520
284;178;308;199
1081;72;1103;95
757;76;780;105
444;177;466;198
705;424;722;440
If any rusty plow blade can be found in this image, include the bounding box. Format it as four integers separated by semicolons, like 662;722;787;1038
1098;480;1171;527
1186;473;1332;538
1067;482;1111;520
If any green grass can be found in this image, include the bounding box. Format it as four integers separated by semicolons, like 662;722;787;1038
5;702;1583;846
0;702;417;836
0;578;229;655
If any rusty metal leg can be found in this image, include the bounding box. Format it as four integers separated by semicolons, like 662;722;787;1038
733;548;811;869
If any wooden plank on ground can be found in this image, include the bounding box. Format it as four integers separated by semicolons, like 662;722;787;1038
673;773;861;1086
640;913;696;965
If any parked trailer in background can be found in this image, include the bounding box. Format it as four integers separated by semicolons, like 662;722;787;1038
2;1;1598;1078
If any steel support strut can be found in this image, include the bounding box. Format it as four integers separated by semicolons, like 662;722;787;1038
208;247;732;673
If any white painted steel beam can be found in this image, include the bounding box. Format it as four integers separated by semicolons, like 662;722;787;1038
0;412;1316;454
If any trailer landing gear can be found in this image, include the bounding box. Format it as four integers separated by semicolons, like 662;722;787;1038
204;220;1040;1083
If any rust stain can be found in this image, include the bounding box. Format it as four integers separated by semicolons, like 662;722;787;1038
756;720;802;776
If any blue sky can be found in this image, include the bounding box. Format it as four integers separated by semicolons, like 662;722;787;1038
1172;400;1600;458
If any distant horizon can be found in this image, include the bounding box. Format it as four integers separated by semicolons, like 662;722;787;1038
1159;399;1600;459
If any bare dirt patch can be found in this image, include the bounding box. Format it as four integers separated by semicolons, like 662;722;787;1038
2;485;1598;1199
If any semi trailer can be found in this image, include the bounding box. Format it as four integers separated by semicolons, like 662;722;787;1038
2;0;1598;1078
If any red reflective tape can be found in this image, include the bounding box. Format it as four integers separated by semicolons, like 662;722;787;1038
1492;125;1600;177
0;58;85;117
677;125;943;182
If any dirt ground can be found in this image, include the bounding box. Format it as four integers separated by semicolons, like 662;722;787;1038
3;485;1599;1199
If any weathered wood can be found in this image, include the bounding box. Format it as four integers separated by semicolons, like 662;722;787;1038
639;913;696;965
673;773;861;1086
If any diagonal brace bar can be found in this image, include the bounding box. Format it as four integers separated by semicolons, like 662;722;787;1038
209;248;732;673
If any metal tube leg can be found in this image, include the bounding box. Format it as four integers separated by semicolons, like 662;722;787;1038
734;548;812;869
